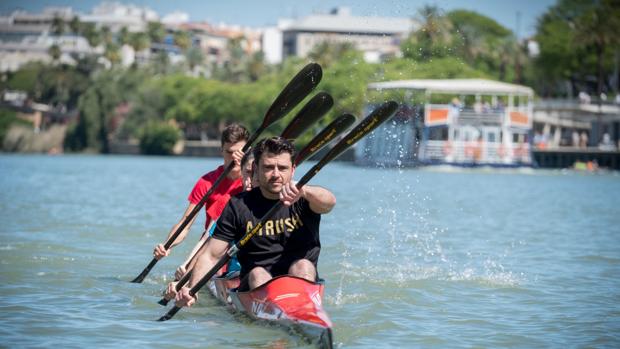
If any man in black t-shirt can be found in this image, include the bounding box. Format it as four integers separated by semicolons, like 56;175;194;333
175;137;336;307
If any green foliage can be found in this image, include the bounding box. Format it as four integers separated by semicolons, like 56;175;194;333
65;69;144;152
0;108;29;144
401;5;456;61
138;121;180;155
129;32;150;52
147;22;166;43
48;44;61;61
173;30;192;51
534;0;620;96
6;62;91;110
51;16;65;36
81;22;102;47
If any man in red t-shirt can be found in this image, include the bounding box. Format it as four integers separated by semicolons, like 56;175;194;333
153;123;249;263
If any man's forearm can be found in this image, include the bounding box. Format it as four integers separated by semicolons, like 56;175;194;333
302;185;336;214
188;250;220;287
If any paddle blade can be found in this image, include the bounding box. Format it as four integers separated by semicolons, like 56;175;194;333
158;306;181;321
294;113;356;165
281;92;333;140
131;258;157;283
322;101;398;164
262;63;322;128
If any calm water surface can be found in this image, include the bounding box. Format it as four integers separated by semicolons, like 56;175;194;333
1;154;619;348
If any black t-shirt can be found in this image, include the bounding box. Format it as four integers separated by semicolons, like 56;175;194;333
212;187;321;278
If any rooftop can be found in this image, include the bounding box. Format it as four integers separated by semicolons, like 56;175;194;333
368;79;534;96
279;7;415;35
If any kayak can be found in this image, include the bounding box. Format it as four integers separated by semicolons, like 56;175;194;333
208;273;334;348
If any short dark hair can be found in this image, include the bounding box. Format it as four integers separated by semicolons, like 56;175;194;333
221;123;249;147
240;150;254;168
252;137;296;165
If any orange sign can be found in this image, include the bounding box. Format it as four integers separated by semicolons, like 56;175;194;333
509;111;529;126
426;108;449;125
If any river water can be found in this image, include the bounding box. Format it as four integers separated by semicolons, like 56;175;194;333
1;154;619;348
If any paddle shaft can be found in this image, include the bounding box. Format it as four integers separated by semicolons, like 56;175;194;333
157;114;355;305
132;63;322;283
158;103;397;321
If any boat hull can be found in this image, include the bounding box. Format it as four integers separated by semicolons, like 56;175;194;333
209;274;333;349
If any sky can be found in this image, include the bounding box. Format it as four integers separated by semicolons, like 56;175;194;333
1;0;557;38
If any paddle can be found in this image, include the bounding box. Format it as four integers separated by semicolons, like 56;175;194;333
131;63;323;283
281;92;333;140
158;101;398;321
157;113;356;306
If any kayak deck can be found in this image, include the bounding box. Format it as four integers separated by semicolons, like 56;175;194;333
208;273;333;349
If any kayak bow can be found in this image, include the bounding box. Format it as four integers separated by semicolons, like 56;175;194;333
209;274;333;349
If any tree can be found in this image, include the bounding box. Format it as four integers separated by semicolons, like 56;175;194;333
401;5;455;61
308;42;356;68
51;16;65;36
534;0;620;97
245;51;267;81
572;0;620;97
173;30;192;52
147;21;166;43
48;44;62;62
185;46;205;71
118;26;131;46
129;32;150;52
82;23;102;48
104;43;121;66
69;16;81;34
447;10;517;80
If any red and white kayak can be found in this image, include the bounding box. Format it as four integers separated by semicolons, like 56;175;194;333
208;273;333;349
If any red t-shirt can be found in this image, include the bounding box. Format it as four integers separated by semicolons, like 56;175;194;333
188;165;243;229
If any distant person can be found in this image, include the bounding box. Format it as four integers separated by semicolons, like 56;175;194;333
572;131;580;148
580;131;589;148
474;101;483;113
598;133;615;151
153;124;249;262
579;91;591;104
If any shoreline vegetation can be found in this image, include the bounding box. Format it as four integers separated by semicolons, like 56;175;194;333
1;2;618;156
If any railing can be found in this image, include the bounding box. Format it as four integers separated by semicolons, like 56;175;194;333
423;140;531;165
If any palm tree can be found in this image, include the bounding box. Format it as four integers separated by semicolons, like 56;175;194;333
173;30;192;52
185;46;204;71
308;42;355;68
118;26;130;46
48;44;62;62
129;32;151;52
147;21;166;43
51;16;65;35
104;43;121;66
246;51;266;81
402;5;454;61
82;23;102;48
573;0;620;99
69;16;81;35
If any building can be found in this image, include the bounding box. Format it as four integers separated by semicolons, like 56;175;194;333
0;3;158;71
264;7;416;64
79;1;158;33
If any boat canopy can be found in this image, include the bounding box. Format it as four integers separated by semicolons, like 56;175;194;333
368;79;534;97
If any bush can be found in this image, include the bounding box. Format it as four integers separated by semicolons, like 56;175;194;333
0;108;31;145
138;122;180;155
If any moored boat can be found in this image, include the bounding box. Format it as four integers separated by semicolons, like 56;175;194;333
208;273;333;349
